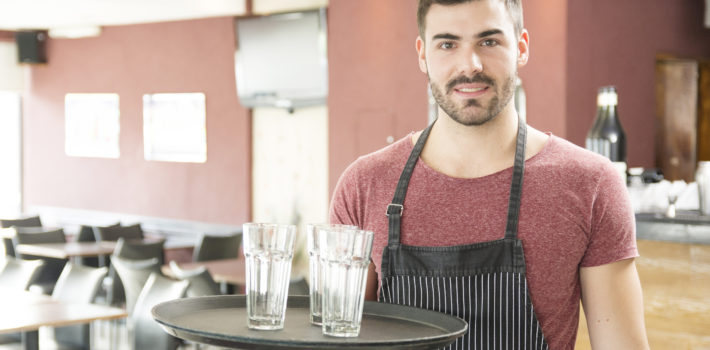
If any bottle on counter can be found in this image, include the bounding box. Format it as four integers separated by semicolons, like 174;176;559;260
585;86;627;182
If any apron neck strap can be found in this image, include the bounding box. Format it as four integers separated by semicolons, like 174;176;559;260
386;116;527;245
504;115;527;239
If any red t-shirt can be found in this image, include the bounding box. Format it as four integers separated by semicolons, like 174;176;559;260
329;132;638;350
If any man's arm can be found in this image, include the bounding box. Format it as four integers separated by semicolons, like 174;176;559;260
580;258;649;349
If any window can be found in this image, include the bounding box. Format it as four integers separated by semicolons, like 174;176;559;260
143;93;207;163
64;93;120;158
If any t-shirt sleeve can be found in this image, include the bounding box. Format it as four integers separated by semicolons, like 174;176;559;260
329;161;362;228
580;161;638;267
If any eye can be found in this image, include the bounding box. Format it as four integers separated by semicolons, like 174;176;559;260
480;39;499;47
438;41;456;50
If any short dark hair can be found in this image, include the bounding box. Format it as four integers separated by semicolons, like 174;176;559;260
417;0;523;40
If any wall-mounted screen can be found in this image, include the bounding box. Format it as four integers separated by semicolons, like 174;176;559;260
235;9;328;110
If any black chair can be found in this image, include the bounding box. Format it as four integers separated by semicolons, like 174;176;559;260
0;257;45;290
0;257;45;345
51;264;108;350
12;228;68;294
168;261;220;297
94;224;144;242
192;232;242;262
103;237;165;306
75;225;104;267
110;256;162;314
131;273;189;350
114;237;165;265
0;216;42;228
0;215;42;258
288;275;310;296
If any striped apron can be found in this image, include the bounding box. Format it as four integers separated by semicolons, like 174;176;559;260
380;116;549;350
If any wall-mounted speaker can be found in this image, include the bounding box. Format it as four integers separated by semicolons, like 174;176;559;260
15;31;47;64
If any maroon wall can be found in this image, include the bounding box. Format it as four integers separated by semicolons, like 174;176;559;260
23;17;251;224
567;0;710;168
519;0;568;139
328;0;429;192
19;1;710;224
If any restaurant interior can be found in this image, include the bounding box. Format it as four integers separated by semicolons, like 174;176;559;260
1;0;709;349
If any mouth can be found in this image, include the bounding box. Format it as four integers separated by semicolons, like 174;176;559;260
452;84;489;97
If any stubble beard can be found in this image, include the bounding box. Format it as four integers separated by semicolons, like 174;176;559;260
429;71;517;127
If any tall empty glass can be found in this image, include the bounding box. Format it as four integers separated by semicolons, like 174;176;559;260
306;223;357;326
243;223;297;330
319;227;374;337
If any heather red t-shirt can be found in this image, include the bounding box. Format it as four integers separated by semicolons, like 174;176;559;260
329;132;638;350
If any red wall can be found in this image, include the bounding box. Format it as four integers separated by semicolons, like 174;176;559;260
328;0;429;192
20;2;710;224
567;0;710;168
23;17;251;224
519;0;568;138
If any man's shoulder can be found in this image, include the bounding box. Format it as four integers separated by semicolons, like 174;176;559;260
344;133;414;178
542;135;617;173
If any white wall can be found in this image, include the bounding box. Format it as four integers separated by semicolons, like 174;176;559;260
251;106;328;278
0;41;23;92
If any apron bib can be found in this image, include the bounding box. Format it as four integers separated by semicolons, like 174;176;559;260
380;117;549;350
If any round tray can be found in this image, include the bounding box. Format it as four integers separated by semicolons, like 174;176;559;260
152;295;467;349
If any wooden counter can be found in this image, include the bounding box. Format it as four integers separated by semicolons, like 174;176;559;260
575;239;710;349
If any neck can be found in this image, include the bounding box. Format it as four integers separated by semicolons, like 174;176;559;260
418;104;520;179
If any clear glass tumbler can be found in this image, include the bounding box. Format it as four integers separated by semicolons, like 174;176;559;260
306;223;357;326
319;227;374;337
243;223;297;330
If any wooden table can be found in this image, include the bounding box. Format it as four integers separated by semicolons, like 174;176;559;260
15;238;192;260
15;241;118;259
0;288;127;350
162;258;245;285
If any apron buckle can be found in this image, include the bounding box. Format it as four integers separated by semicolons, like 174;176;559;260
386;203;404;217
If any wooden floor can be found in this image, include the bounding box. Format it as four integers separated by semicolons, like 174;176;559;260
575;239;710;349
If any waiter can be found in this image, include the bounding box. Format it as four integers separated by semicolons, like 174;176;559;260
330;0;650;349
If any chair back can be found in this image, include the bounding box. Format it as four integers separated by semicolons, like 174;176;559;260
0;257;45;290
132;273;189;350
114;237;166;265
95;224;144;242
111;256;161;314
76;225;101;267
51;264;109;349
0;216;42;228
12;228;67;295
52;264;108;302
0;216;42;258
193;232;242;262
288;275;309;296
12;228;66;245
168;261;220;297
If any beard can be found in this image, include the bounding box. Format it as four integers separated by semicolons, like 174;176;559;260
430;70;516;126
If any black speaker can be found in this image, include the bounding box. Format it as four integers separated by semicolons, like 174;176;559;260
15;31;47;64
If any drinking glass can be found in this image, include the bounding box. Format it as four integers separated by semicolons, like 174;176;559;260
319;227;374;337
242;223;297;330
306;223;357;326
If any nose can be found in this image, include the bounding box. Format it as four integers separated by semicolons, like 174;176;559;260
459;50;483;75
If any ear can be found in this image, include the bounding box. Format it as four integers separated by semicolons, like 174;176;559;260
416;36;428;74
517;29;530;67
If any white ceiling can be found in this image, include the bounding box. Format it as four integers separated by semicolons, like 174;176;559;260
0;0;248;31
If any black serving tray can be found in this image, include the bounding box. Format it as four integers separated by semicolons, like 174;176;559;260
152;295;467;349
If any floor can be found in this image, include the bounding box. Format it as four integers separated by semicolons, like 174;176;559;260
0;320;230;350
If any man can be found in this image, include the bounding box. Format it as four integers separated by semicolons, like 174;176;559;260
329;0;650;349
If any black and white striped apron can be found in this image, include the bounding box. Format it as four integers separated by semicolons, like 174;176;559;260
380;116;549;350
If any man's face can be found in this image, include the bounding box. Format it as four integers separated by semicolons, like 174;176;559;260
417;0;529;126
